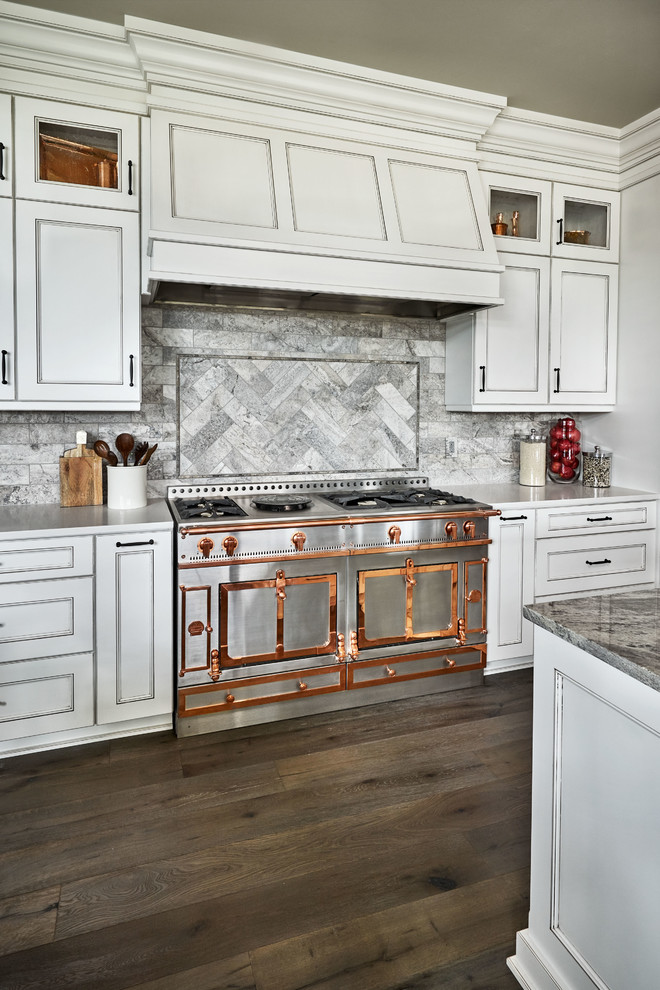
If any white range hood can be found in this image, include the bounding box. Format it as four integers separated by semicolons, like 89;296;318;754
129;16;506;317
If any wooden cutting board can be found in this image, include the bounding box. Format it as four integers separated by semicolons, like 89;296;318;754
60;434;103;507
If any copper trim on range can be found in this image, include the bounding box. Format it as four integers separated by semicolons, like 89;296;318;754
357;560;458;649
465;557;488;634
218;570;338;669
345;644;486;689
179;663;347;717
180;584;212;677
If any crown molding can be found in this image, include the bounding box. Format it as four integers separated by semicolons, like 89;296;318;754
619;108;660;188
125;15;506;149
0;0;146;112
477;105;622;188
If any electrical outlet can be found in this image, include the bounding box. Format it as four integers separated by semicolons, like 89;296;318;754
445;438;457;457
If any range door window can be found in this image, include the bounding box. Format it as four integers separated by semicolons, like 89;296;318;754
220;570;337;666
357;559;458;648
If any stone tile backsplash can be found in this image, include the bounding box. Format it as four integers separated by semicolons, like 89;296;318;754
0;303;552;504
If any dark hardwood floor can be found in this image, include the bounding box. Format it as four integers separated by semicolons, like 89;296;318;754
0;669;533;990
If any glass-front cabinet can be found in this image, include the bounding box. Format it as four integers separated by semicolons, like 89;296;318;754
482;171;619;263
482;172;552;255
552;181;619;262
13;97;139;209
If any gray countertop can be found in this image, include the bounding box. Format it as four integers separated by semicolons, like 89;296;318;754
0;499;173;538
524;591;660;693
460;483;659;508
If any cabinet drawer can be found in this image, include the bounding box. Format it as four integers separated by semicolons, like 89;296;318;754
0;653;94;741
535;531;656;598
179;664;345;717
0;576;94;662
347;646;485;689
536;501;656;538
0;535;93;583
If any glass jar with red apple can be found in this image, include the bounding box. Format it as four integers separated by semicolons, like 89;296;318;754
547;416;582;483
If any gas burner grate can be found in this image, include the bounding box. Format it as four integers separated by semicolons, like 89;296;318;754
173;497;248;520
320;488;477;509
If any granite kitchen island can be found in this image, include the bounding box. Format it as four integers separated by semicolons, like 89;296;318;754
508;590;660;990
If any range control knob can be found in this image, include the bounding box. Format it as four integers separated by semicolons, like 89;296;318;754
463;520;476;538
291;531;307;552
445;521;458;540
388;525;401;545
222;535;238;557
198;536;214;558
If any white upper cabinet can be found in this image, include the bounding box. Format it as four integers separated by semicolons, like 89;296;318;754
482;170;619;262
551;182;620;263
0;94;11;198
549;259;618;405
148;109;498;271
0;198;13;401
12;200;140;409
445;254;617;411
481;172;553;256
14;97;139;210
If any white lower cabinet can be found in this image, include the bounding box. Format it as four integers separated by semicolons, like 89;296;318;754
0;654;94;742
0;521;173;756
486;509;535;671
95;531;173;723
486;496;657;671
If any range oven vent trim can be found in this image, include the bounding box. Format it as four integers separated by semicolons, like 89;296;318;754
168;477;429;499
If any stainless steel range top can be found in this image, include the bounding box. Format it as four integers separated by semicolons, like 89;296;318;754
167;477;492;528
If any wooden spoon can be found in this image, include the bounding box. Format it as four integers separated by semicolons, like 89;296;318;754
93;440;118;466
115;433;134;467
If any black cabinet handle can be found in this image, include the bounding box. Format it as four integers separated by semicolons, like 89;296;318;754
129;353;135;387
556;217;563;245
116;540;155;548
128;159;133;196
553;367;560;393
500;515;528;521
586;558;612;566
479;365;486;392
587;515;613;522
1;349;7;386
0;143;5;181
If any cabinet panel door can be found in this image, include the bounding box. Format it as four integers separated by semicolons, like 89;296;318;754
474;254;550;404
0;653;94;741
0;576;93;662
14;201;140;406
0;198;14;400
14;97;139;210
481;171;553;255
95;531;173;723
549;260;618;405
486;511;535;667
0;94;11;199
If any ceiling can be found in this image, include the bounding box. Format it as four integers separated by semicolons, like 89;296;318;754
8;0;660;128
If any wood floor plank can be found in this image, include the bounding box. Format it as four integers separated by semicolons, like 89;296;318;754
248;870;529;990
0;748;183;815
53;785;496;939
274;709;531;789
0;760;284;855
120;953;256;990
0;887;59;957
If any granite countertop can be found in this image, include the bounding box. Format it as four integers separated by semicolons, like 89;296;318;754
524;590;660;693
0;499;173;538
461;483;660;508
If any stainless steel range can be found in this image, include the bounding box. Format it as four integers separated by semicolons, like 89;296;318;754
167;478;499;736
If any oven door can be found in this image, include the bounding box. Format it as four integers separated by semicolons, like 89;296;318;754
178;557;346;680
349;545;487;656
